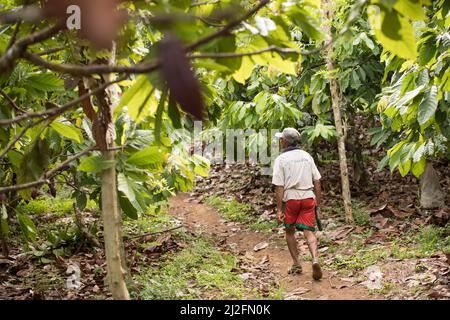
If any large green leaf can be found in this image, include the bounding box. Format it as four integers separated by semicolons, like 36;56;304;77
115;75;156;122
393;0;426;20
411;156;426;178
50;121;83;143
232;56;254;84
25;73;64;92
417;85;438;126
17;213;37;242
418;34;437;66
127;146;165;166
287;7;323;41
118;192;138;220
117;173;136;202
368;5;417;60
78;155;115;173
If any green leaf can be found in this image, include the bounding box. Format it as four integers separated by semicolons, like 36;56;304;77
154;90;167;145
75;191;87;211
288;8;323;41
118;192;138;220
127;146;165;166
17;213;37;242
168;94;182;129
377;154;390;171
1;204;9;236
398;159;411;177
25;73;64;92
18;139;50;185
350;70;361;89
411;156;426;178
360;32;375;50
78;155;115;173
115;75;156;122
232;57;254;84
417;85;438;126
50;121;83;143
418;35;437;66
368;5;417;60
393;0;426;21
117;173;136;202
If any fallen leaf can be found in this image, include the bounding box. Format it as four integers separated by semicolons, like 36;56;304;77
258;255;269;265
253;242;269;252
284;287;310;300
327;226;355;240
368;203;387;214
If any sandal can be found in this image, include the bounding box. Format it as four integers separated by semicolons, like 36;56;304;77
312;262;323;280
288;264;302;275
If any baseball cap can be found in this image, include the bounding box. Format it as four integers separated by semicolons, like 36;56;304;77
275;128;301;145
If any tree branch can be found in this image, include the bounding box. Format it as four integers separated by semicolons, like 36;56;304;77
6;21;22;50
0;118;46;161
0;23;64;73
37;46;66;56
185;0;270;52
190;46;298;59
23;51;159;76
23;45;297;76
0;89;26;113
0;6;43;25
0;75;127;127
0;146;95;193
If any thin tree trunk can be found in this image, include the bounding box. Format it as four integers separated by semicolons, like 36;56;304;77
322;0;353;223
0;230;8;257
101;148;129;299
349;116;368;187
420;161;445;209
94;43;130;299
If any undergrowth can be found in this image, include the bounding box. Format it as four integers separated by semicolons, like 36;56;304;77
206;196;276;233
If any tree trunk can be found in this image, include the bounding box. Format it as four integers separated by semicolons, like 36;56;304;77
0;230;8;257
322;0;353;223
420;161;445;209
349;116;368;187
94;43;130;299
100;148;130;299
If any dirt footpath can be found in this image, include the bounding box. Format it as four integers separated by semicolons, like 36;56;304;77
170;194;379;300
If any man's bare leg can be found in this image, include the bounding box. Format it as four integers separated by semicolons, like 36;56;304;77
285;226;301;270
303;230;322;280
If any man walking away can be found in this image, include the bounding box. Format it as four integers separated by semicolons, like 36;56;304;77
272;128;323;280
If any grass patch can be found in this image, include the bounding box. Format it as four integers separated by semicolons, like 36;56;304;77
369;282;397;295
205;196;252;223
133;234;251;300
389;225;450;258
352;201;370;227
248;220;277;233
17;196;97;216
123;205;175;236
328;246;389;271
416;225;450;255
206;196;278;234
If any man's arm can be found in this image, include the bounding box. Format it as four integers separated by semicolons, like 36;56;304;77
313;179;321;217
313;179;321;206
275;185;284;223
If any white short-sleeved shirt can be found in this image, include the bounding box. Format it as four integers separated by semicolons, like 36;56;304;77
272;149;321;202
